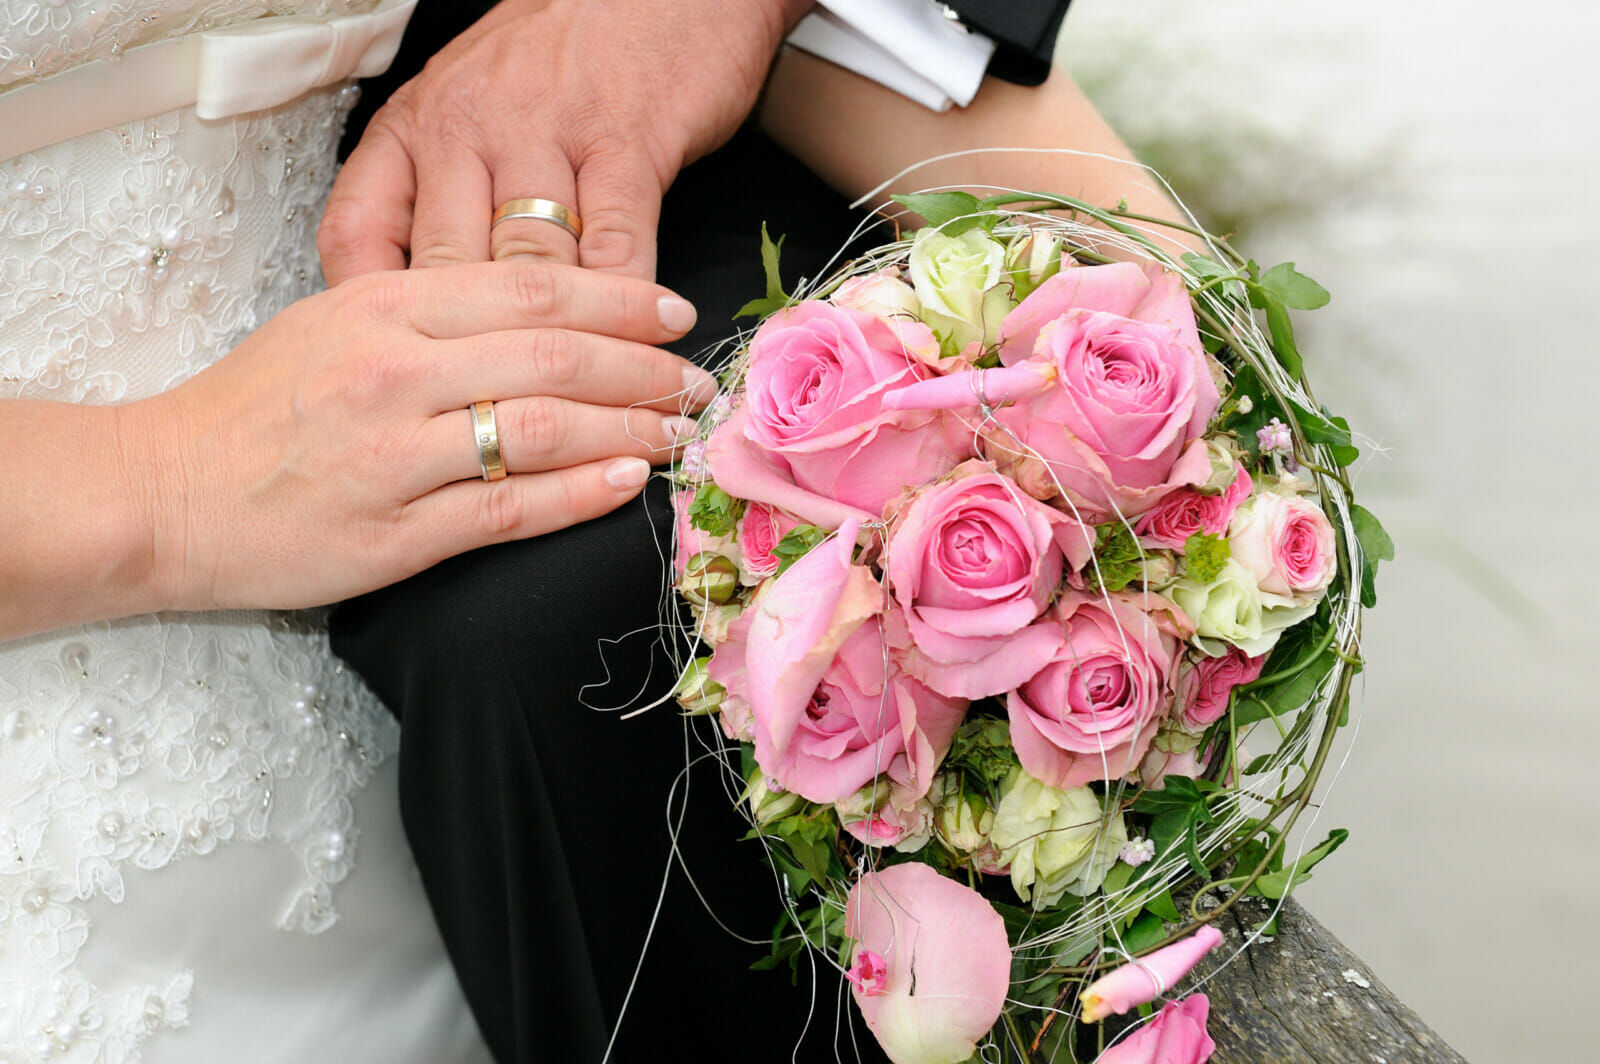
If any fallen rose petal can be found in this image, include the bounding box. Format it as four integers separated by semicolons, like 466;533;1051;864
1094;995;1216;1064
845;863;1012;1064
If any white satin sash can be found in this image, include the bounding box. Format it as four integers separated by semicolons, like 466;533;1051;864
0;0;417;163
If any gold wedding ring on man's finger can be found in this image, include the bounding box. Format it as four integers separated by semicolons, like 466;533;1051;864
470;400;506;482
491;198;582;241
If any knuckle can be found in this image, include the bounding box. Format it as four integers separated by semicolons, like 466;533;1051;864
315;197;370;262
345;271;407;322
477;480;527;539
507;396;566;457
526;330;581;389
509;265;561;320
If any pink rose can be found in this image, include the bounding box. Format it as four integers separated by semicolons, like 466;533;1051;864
740;519;879;759
1228;491;1337;603
1094;995;1216;1064
705;301;974;527
1135;465;1253;551
759;618;967;806
1007;590;1182;789
1176;647;1266;730
735;502;802;583
1080;926;1223;1022
885;460;1094;699
986;262;1220;520
845;863;1012;1064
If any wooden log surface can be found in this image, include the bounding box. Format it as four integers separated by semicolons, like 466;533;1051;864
1146;893;1471;1064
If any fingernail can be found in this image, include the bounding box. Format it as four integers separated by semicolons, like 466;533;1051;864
662;415;700;445
658;295;697;334
682;365;719;406
604;457;651;491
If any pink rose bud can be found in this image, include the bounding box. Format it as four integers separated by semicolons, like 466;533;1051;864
846;949;890;997
1094;994;1216;1064
1080;925;1224;1023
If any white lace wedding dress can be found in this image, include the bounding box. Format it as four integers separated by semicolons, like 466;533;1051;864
0;3;491;1060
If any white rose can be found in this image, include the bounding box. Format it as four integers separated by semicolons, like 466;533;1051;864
907;228;1014;354
990;771;1127;909
1170;559;1315;657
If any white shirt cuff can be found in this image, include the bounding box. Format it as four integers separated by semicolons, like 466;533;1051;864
788;0;994;112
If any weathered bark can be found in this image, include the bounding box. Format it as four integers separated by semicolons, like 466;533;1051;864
1158;893;1471;1064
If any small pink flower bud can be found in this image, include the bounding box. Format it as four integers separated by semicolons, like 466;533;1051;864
846;949;890;997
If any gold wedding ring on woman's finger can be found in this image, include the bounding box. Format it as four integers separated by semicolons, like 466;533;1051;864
491;198;582;241
470;400;506;481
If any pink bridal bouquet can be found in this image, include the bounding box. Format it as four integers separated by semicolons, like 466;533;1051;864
668;191;1389;1063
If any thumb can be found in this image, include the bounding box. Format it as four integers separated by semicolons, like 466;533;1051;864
574;149;663;282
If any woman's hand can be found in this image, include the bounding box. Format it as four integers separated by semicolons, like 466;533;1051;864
0;261;713;634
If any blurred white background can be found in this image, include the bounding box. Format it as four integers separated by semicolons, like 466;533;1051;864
1061;2;1599;1061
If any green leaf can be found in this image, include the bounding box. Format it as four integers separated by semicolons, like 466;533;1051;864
687;483;741;537
1183;532;1230;583
1351;504;1394;608
1252;829;1349;899
1144;889;1181;923
1235;642;1337;727
1132;777;1215;871
1182;252;1234;283
1122;910;1169;954
1257;262;1331;311
1087;521;1144;593
891;190;984;230
1101;861;1134;897
1245;264;1328;379
733;222;791;321
772;524;827;576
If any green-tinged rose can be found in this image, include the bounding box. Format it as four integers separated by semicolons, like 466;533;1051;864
908;228;1015;355
930;775;994;855
745;773;806;828
672;657;725;716
679;550;739;607
990;771;1127;909
1003;229;1063;299
1170;559;1314;657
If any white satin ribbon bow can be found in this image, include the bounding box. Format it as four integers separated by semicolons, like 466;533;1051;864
0;0;418;163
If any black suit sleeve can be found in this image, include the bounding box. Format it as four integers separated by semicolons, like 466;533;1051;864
944;0;1072;86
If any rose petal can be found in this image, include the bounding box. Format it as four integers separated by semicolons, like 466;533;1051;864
845;863;1011;1064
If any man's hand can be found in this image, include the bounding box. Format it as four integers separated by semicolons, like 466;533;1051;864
320;0;813;284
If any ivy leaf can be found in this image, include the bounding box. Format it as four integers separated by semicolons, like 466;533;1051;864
1122;910;1170;954
1183;532;1230;583
1257;262;1331;310
1182;252;1234;283
687;483;741;537
1251;829;1349;899
772;524;827;576
1132;777;1215;877
1087;521;1143;593
733;222;791;321
891;190;992;234
1351;504;1394;608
